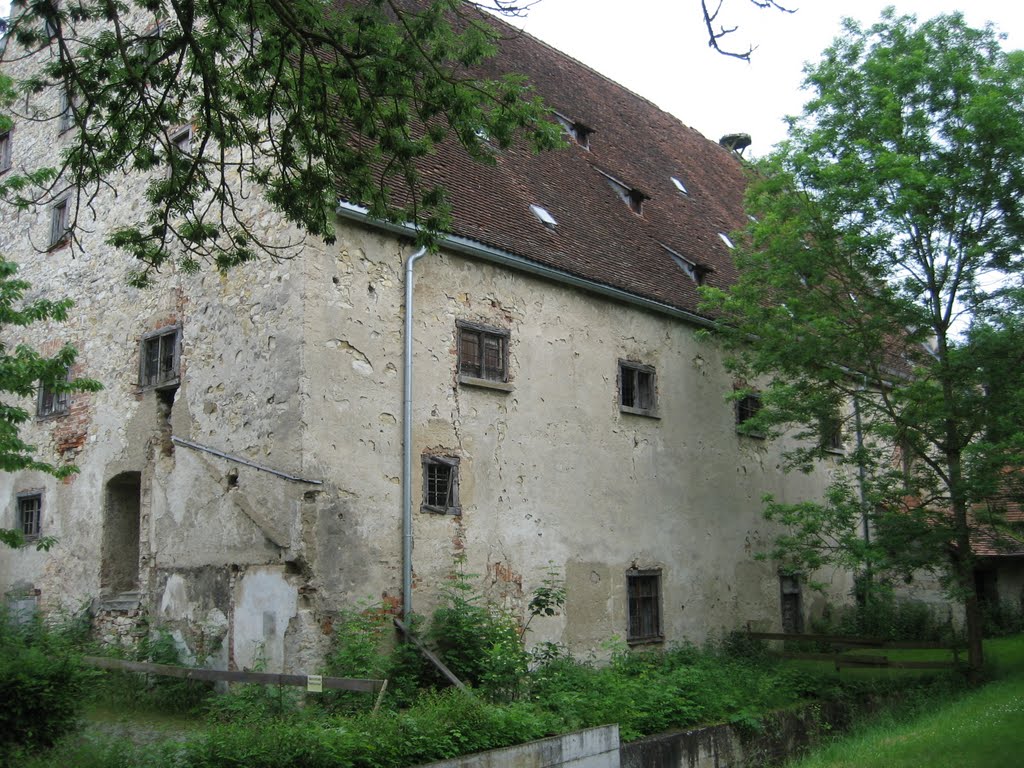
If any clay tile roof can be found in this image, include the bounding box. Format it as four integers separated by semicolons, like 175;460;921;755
972;475;1024;557
414;12;750;320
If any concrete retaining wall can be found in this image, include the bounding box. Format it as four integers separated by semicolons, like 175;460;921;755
621;700;857;768
416;725;620;768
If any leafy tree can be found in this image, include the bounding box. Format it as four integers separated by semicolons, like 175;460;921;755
702;10;1024;677
0;257;101;550
0;0;561;284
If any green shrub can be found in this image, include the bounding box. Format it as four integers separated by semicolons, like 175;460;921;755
0;609;95;763
426;560;529;701
981;599;1024;637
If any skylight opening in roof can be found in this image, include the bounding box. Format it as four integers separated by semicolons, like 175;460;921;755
530;204;557;229
661;244;704;285
718;232;736;249
671;176;689;195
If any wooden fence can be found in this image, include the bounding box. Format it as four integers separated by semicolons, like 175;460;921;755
744;630;961;670
83;655;387;702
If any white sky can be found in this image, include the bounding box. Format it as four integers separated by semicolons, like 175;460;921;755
509;1;1024;157
2;1;1023;157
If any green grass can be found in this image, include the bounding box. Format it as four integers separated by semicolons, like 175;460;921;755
786;636;1024;768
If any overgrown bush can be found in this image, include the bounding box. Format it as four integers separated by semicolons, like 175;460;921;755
426;560;529;700
0;609;95;764
812;592;952;642
981;599;1024;637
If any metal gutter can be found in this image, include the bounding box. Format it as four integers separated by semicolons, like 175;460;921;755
335;202;716;330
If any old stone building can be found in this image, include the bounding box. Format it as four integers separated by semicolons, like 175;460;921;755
0;7;853;672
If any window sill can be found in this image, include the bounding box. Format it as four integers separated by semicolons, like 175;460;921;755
737;430;766;440
619;405;659;419
36;411;69;422
421;505;461;516
46;239;70;253
457;374;514;393
627;635;664;647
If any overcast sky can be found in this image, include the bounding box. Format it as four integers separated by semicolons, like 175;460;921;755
3;1;1023;157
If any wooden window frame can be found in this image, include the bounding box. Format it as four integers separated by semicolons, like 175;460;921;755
736;392;764;437
421;455;460;515
17;492;42;541
49;197;70;249
457;321;510;388
618;360;657;417
0;129;11;174
139;325;181;390
37;374;70;418
627;569;663;644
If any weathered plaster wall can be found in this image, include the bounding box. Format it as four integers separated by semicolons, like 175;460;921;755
300;220;854;657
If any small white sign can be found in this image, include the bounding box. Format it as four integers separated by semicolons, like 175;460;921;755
306;674;323;693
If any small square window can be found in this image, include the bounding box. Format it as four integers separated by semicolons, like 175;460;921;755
49;198;70;248
619;360;656;416
37;376;69;418
140;326;180;389
17;493;42;541
457;322;509;384
422;455;459;514
736;393;763;434
627;569;662;643
0;129;11;174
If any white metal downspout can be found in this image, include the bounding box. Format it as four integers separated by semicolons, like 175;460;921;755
402;246;428;620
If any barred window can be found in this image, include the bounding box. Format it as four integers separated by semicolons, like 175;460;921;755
37;377;69;418
422;455;459;515
736;393;763;436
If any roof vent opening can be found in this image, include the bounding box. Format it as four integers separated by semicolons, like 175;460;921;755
662;244;709;285
719;133;752;155
554;112;593;150
718;232;736;249
670;176;689;195
530;204;557;230
599;170;648;216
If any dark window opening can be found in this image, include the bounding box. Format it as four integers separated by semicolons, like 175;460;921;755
422;456;459;514
779;574;804;634
101;472;142;594
627;569;662;643
17;493;42;541
58;88;77;133
140;326;180;389
820;410;844;452
554;112;592;149
619;360;656;416
736;393;763;434
458;322;509;383
0;129;11;174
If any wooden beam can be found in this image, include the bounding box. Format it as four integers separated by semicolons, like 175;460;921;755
393;617;468;692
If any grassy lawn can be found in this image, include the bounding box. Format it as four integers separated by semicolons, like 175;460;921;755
786;636;1024;768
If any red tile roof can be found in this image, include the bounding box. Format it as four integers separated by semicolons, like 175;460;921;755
406;11;751;319
972;478;1024;557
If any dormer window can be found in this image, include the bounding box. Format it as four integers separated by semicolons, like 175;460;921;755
661;244;708;285
718;232;736;249
529;204;557;230
599;170;647;216
554;112;592;150
670;176;689;195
